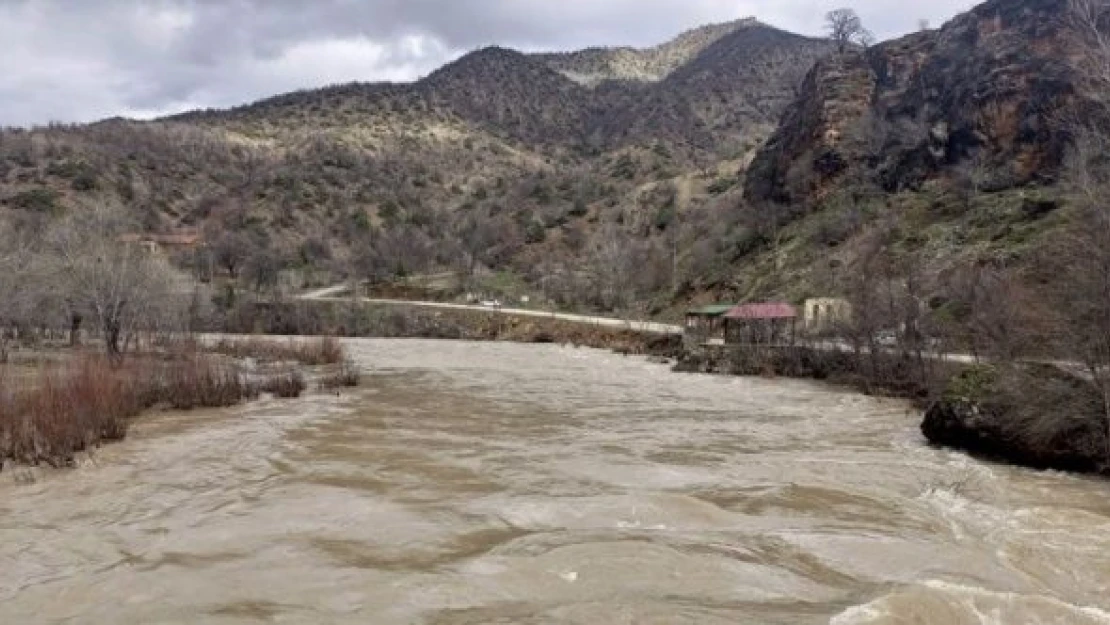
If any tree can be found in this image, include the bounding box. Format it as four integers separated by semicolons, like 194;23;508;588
1069;0;1110;101
44;205;185;358
0;220;38;361
1047;0;1110;460
825;8;873;53
1048;128;1110;457
210;230;250;279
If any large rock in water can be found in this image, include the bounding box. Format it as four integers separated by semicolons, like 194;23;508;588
922;364;1109;474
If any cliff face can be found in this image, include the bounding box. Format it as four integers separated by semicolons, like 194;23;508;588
746;0;1080;205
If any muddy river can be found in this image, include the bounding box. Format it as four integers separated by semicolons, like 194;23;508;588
3;340;1110;624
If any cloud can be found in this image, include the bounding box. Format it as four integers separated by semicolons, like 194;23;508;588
0;0;976;127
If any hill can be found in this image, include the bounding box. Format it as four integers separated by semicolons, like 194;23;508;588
709;0;1088;307
0;17;834;315
0;0;1093;323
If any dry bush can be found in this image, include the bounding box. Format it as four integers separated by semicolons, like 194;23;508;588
210;336;345;366
161;355;257;410
0;352;261;468
318;359;361;390
0;355;145;467
259;369;306;398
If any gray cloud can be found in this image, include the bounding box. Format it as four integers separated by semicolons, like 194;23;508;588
0;0;975;127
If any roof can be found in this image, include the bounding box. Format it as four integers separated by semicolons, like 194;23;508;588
687;304;737;317
725;303;798;320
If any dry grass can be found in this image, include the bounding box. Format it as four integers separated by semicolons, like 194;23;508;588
259;369;307;398
318;359;361;390
162;355;258;410
0;337;360;470
210;336;345;366
0;352;259;469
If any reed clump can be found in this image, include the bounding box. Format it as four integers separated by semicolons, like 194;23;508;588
259;369;307;398
0;353;258;469
318;359;361;390
210;336;345;366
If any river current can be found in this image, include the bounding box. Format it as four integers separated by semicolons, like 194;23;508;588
3;339;1110;624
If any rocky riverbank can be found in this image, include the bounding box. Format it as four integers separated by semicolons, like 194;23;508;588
677;345;1110;476
674;344;942;402
921;363;1109;474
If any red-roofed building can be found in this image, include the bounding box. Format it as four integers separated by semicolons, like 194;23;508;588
724;302;798;346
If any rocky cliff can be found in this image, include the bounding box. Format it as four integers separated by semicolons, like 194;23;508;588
746;0;1080;205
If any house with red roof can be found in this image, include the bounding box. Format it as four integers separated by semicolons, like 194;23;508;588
723;302;798;347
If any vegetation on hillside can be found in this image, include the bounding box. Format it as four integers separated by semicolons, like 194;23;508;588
0;19;833;319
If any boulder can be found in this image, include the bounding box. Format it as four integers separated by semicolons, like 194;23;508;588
922;363;1110;474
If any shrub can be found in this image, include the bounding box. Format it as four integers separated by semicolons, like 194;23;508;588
708;177;735;195
162;355;255;410
525;220;547;244
260;369;306;398
9;188;59;213
319;360;361;390
0;353;258;468
210;336;345;366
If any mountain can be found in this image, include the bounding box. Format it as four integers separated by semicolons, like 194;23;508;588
535;19;764;86
674;0;1095;311
0;0;1090;318
746;0;1076;206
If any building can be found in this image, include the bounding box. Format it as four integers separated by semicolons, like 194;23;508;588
724;303;799;346
803;298;852;334
683;304;735;347
119;230;203;255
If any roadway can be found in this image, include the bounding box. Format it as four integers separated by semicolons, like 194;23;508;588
297;287;683;336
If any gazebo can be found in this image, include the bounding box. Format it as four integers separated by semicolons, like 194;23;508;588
683;304;736;346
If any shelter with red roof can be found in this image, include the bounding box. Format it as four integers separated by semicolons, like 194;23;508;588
723;302;798;347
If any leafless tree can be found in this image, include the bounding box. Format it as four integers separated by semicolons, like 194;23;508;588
1051;0;1110;459
943;263;1046;362
0;221;38;361
1069;0;1110;101
44;204;187;358
826;8;874;53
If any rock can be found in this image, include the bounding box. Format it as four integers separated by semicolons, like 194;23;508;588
922;364;1109;474
1020;196;1059;219
746;0;1080;206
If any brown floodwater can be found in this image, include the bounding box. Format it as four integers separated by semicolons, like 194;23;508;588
3;339;1110;624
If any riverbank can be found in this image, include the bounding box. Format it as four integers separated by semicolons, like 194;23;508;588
0;337;361;473
216;300;685;359
673;344;953;406
675;343;1110;477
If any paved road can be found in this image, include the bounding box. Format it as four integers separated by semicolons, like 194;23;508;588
297;288;683;336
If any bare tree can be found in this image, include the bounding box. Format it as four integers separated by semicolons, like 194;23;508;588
44;205;186;358
1070;0;1110;101
1049;0;1110;460
826;8;874;53
0;221;38;361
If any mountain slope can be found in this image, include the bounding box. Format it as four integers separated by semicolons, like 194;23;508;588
746;0;1077;205
682;0;1089;309
603;24;836;153
534;19;763;86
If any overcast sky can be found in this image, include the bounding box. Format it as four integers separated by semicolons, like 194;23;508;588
0;0;975;127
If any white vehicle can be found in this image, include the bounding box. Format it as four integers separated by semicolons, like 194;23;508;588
480;300;503;309
875;330;898;347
